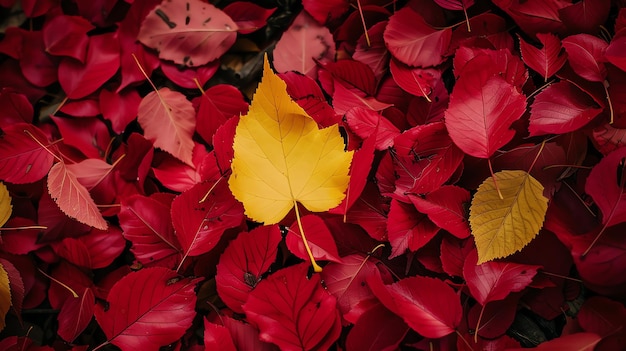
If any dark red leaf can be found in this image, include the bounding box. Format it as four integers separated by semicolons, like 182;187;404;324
384;6;452;67
367;270;462;338
58;33;120;99
606;35;626;73
195;84;248;145
505;332;601;351
0;336;54;350
468;294;519;339
409;185;471;239
387;199;439;258
18;30;59;88
57;287;94;343
119;194;182;268
273;11;335;78
242;263;341;351
559;0;610;35
491;0;568;38
578;296;626;350
585;146;626;226
345;302;409;351
51;116;110;159
99;87;141;134
0;258;24;322
529;81;602;136
434;0;474;11
440;236;474;277
43;15;93;62
287;214;341;263
160;60;218;89
0;123;54;184
223;2;275;34
138;0;237;67
463;250;540;305
171;180;244;263
216;225;281;313
592;123;626;155
94;267;202;350
0;89;33;127
302;0;349;25
319;59;378;97
53;226;125;269
561;34;608;82
518;33;567;81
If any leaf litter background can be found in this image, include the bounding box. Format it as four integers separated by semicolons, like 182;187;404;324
0;0;625;350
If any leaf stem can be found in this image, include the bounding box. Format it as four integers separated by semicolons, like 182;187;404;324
603;80;614;124
293;201;322;273
456;329;474;351
37;268;78;298
474;304;486;343
527;139;546;174
1;225;47;231
356;0;371;47
487;158;503;200
463;5;471;32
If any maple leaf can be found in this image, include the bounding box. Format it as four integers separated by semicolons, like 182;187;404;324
470;170;549;264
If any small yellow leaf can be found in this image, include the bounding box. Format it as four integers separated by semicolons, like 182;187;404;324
470;170;548;264
0;262;11;332
229;55;353;224
0;182;12;228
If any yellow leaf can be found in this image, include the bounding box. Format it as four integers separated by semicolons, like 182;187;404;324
0;262;10;332
469;170;548;264
0;182;12;228
229;55;353;225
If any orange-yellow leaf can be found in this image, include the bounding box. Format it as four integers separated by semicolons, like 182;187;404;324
228;56;353;224
0;262;10;332
469;170;548;264
0;182;11;228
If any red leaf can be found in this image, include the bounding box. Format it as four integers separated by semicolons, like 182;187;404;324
331;79;392;115
58;33;120;99
57;287;94;343
387;199;440;258
138;88;196;166
0;336;54;351
220;316;279;351
138;0;237;67
160;60;218;89
434;0;475;11
463;250;540;305
561;34;608;82
0;258;24;322
606;36;626;73
366;270;462;338
195;84;248;144
585;147;626;227
99;87;141;134
171;180;244;262
345;303;409;351
280;71;340;127
0;89;33;127
440;236;474;277
18;30;59;88
453;47;528;90
578;296;626;349
216;225;281;313
273;11;335;78
212;116;238;175
302;0;349;25
0;123;54;184
54;227;125;269
47;162;107;230
287;214;341;263
223;2;275;34
592;123;626;156
559;0;610;35
43;15;93;61
518;33;567;81
529;81;602;136
119;194;182;268
353;21;390;81
444;70;526;159
345;107;400;150
468;294;519;339
51;116;110;159
242;263;341;351
390;58;440;100
203;318;237;351
491;0;568;38
409;185;471;239
384;6;452;67
94;267;202;350
505;332;601;351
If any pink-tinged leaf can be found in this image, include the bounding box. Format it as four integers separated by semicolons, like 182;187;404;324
592;122;626;155
529;81;602;136
392;121;465;195
505;332;601;351
390;58;440;100
561;34;608;82
138;87;196;166
585;147;626;227
434;0;475;11
216;225;281;313
518;33;567;81
578;296;626;349
195;84;248;144
119;194;182;268
204;318;237;351
47;162;107;230
331;79;392;115
387;199;440;258
559;0;610;35
384;6;452;67
410;185;471;239
463;250;540;305
242;263;341;351
65;159;114;190
43;15;94;62
138;0;237;67
58;33;120;99
367;270;462;338
54;226;125;269
606;36;626;73
161;60;218;89
345;107;400;150
223;2;275;34
353;21;390;81
0;123;54;184
273;11;335;78
302;0;349;25
0;258;24;322
172;180;244;261
287;214;341;263
57;287;94;343
444;71;526;159
346;303;409;351
99;87;141;134
440;237;474;277
94;267;202;351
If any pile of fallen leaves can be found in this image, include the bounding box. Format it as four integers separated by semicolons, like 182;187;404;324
0;0;626;350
